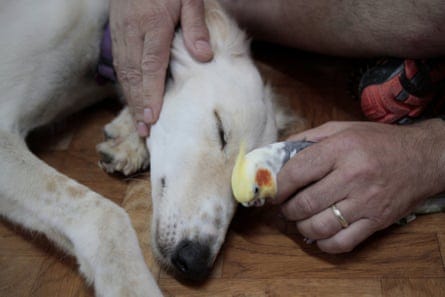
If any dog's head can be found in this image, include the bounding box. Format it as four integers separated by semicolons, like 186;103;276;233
147;0;297;282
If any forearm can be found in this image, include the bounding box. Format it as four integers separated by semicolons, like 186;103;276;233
414;118;445;197
219;0;445;58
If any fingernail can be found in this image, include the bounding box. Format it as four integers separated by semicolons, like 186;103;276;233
195;40;212;58
137;121;149;137
144;108;154;124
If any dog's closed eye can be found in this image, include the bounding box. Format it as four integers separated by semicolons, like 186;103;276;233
160;177;167;197
214;110;227;150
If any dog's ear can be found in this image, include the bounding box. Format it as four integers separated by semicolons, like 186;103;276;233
204;0;249;58
265;85;308;139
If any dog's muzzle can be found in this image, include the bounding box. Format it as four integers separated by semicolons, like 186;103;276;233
171;239;212;282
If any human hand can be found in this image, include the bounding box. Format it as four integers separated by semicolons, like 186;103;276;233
274;120;445;253
110;0;213;137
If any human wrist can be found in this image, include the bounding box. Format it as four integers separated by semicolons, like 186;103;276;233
412;118;445;195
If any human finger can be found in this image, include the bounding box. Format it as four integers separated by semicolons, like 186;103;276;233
316;218;377;254
140;12;176;128
109;1;152;137
109;2;134;106
280;170;350;220
295;198;362;240
181;0;213;61
123;22;147;132
275;142;336;204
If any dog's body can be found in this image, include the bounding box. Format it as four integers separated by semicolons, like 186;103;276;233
0;0;295;295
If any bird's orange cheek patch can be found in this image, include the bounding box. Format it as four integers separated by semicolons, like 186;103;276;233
256;168;272;187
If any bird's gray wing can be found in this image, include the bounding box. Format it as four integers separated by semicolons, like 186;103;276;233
281;140;315;164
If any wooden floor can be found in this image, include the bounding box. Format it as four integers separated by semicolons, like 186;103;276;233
1;44;444;297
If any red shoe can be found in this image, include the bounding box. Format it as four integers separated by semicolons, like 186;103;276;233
359;58;445;124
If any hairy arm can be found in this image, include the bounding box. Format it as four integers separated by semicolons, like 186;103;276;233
219;0;445;57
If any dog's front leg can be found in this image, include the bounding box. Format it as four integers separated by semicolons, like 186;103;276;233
0;130;162;297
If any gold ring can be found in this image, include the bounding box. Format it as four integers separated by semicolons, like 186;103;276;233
331;204;349;228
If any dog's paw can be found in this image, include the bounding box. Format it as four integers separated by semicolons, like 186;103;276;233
96;108;149;176
97;133;149;176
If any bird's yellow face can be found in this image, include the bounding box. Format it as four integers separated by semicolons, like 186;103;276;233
231;142;253;203
231;142;277;204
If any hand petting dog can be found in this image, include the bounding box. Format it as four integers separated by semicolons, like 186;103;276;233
110;0;213;137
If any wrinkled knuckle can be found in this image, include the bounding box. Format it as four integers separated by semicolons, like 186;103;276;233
141;54;165;75
343;156;379;183
297;193;317;218
117;69;142;86
145;13;164;28
370;203;393;229
342;168;358;184
368;217;383;230
356;158;380;182
367;184;383;200
362;157;380;176
142;9;170;29
132;106;145;117
343;166;367;184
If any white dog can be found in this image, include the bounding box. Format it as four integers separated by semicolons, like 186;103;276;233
0;0;297;295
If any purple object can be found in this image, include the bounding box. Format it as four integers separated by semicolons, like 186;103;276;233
96;23;117;84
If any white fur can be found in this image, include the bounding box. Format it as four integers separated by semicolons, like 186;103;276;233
148;2;280;268
0;0;296;295
0;0;162;296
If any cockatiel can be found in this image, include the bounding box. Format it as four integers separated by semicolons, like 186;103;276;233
231;139;445;227
231;140;314;207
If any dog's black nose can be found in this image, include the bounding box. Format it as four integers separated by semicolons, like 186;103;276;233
171;239;211;282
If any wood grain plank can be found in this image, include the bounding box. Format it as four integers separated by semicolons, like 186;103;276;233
0;256;45;297
381;278;445;297
391;213;445;234
0;221;57;258
160;278;382;297
438;233;445;268
30;256;93;297
222;231;444;279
